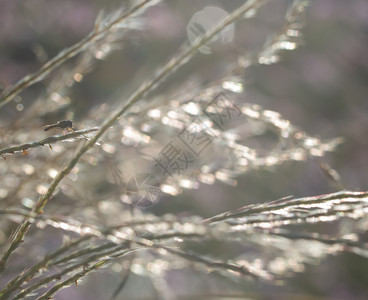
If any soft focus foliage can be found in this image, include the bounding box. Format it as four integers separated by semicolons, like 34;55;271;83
0;0;367;299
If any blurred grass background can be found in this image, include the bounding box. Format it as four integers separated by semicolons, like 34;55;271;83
1;0;368;299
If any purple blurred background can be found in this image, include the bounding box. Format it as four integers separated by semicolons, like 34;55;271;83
1;0;368;299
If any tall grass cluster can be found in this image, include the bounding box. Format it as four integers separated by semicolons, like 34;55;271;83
0;0;367;299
